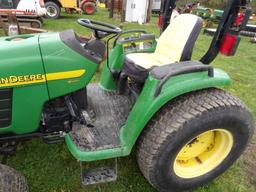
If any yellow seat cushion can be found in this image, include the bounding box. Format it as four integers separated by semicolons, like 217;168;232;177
126;14;203;69
126;53;174;69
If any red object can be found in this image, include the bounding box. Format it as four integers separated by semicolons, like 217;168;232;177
80;0;96;8
85;4;95;14
80;0;96;14
158;15;163;28
220;33;238;56
235;12;245;26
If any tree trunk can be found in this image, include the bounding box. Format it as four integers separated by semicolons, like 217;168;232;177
146;0;153;23
109;0;115;18
121;0;126;22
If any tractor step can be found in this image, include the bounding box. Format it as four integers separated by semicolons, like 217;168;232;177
81;158;118;186
82;167;117;186
69;84;132;152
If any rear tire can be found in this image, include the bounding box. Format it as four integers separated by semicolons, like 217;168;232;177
82;2;96;15
137;88;254;192
0;164;28;192
45;1;61;19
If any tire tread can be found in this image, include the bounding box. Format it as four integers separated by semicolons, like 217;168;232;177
0;164;28;192
136;88;253;190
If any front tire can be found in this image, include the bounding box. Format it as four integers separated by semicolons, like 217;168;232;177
0;164;28;192
137;88;254;192
82;2;96;15
45;1;61;19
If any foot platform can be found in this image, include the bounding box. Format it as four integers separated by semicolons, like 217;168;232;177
69;84;131;152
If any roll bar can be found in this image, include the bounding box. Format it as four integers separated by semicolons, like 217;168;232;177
160;0;250;64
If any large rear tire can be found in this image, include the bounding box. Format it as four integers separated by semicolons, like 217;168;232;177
137;88;254;192
0;164;28;192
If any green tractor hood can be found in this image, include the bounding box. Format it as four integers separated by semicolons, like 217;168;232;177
0;32;99;99
0;34;44;88
0;31;99;134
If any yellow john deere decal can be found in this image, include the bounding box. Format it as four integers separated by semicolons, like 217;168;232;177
0;69;86;87
46;70;85;81
0;74;46;87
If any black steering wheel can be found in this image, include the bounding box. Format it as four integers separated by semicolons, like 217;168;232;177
78;19;122;38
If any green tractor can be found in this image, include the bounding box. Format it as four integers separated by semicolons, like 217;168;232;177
0;0;254;191
191;6;224;27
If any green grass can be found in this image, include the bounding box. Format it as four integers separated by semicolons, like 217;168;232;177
0;8;256;192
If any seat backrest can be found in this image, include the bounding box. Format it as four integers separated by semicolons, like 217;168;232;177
155;14;203;63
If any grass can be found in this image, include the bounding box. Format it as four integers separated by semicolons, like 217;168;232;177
0;8;256;192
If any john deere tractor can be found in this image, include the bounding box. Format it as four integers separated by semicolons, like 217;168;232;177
0;0;254;191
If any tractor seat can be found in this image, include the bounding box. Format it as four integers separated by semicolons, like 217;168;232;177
123;14;203;82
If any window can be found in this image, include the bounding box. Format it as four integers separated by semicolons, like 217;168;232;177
0;0;20;9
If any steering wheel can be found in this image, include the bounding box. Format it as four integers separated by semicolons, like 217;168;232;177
78;19;122;38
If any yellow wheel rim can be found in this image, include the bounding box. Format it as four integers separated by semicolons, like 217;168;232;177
173;129;233;179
